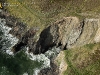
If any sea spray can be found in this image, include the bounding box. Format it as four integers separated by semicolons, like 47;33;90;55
45;46;61;59
0;10;61;75
25;46;61;75
0;18;18;55
25;47;50;75
0;16;50;75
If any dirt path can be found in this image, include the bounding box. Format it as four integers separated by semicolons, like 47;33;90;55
54;51;68;75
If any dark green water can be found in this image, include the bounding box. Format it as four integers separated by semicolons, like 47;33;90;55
0;50;43;75
0;18;46;75
0;13;60;75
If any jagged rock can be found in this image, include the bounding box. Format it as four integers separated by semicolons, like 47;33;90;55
94;28;100;43
33;17;100;54
13;27;39;52
9;22;27;38
38;62;59;75
4;14;100;54
73;18;100;47
0;9;27;38
33;17;83;54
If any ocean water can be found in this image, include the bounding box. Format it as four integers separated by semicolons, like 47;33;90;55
0;10;60;75
0;17;50;75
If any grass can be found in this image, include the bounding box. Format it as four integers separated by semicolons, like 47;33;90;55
5;0;100;30
3;1;100;74
64;43;100;75
0;50;43;75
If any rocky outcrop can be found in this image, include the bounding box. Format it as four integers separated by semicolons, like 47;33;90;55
37;17;100;75
32;17;83;54
13;27;39;52
32;17;100;54
11;16;100;54
38;61;59;75
1;9;100;75
2;10;99;54
74;18;100;47
0;9;27;38
54;51;68;75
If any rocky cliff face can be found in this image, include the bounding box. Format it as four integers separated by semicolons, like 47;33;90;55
1;9;97;55
6;15;100;54
31;17;100;54
74;18;100;47
32;17;82;54
38;61;59;75
2;9;100;55
1;9;100;75
36;17;100;75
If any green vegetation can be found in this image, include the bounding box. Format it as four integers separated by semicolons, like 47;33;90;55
0;50;43;75
5;0;100;30
64;43;100;75
4;1;100;75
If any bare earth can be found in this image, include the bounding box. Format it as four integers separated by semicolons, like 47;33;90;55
55;51;68;75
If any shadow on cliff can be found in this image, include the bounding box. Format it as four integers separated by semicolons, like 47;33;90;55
34;26;55;54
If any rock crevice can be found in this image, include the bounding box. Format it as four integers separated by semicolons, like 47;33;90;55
9;16;100;54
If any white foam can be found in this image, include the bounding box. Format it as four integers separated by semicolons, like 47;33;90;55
45;46;61;59
25;46;61;75
33;68;40;75
0;17;61;75
25;48;50;75
0;18;18;55
23;73;28;75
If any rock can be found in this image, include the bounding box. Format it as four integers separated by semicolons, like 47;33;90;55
33;17;83;54
38;62;59;75
33;17;100;54
9;22;27;38
4;14;100;54
74;18;99;47
13;27;39;52
54;51;68;75
94;28;100;43
0;9;27;38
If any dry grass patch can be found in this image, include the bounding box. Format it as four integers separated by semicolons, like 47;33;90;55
64;43;100;75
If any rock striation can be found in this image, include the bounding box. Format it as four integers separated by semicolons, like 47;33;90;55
1;9;100;54
37;17;100;75
33;17;83;54
32;17;100;54
1;9;100;75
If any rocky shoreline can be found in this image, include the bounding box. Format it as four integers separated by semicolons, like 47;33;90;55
0;9;59;75
1;8;100;75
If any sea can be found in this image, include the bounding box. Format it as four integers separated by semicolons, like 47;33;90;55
0;10;60;75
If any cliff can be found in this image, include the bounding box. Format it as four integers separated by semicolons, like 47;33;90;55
10;16;100;75
1;0;100;75
19;17;100;54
